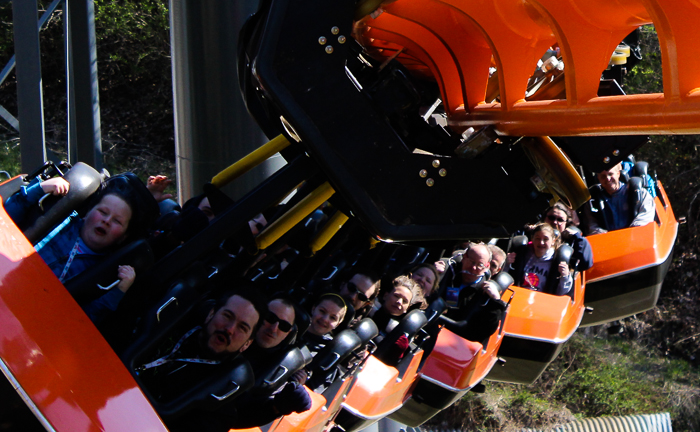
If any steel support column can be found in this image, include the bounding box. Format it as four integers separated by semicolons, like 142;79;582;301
65;0;102;169
12;0;47;172
170;0;280;203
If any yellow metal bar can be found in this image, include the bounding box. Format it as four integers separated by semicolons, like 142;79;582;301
309;211;349;255
256;182;335;250
211;135;290;188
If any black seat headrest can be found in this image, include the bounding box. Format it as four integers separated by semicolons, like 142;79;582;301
566;225;582;235
250;346;312;398
628;176;644;191
510;235;528;251
158;198;182;216
554;244;573;266
24;162;103;244
0;176;28;201
633;161;649;180
353;318;379;345
373;309;428;365
157;356;255;420
293;305;311;339
424;297;446;326
308;329;362;373
492;271;514;293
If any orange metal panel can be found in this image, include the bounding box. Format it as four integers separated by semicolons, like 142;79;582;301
503;276;585;343
467;325;505;387
271;389;330;432
420;329;481;390
373;0;493;111
452;93;700;135
342;354;423;418
356;15;461;114
356;0;700;136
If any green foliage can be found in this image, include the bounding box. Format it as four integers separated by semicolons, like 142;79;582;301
93;0;170;82
623;25;663;95
0;0;175;187
550;339;661;417
428;333;700;431
0;136;21;177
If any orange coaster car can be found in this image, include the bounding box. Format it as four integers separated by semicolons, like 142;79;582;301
486;275;585;385
390;317;507;426
581;181;678;327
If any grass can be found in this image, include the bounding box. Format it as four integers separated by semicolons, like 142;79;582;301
427;331;700;431
0;136;21;179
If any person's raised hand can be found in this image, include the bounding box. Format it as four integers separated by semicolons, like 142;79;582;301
147;175;173;202
41;177;70;196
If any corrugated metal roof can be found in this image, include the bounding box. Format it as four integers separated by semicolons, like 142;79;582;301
521;412;672;432
420;412;672;432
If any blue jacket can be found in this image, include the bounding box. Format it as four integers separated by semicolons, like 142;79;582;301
4;182;125;323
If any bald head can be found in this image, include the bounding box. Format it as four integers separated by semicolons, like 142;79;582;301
461;243;491;283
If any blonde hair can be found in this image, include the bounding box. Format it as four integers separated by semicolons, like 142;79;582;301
313;293;348;323
391;275;420;305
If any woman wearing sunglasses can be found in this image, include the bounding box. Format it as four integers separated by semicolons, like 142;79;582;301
540;202;594;272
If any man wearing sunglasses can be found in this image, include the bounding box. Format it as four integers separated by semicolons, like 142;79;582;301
233;297;312;429
255;298;296;349
338;270;381;319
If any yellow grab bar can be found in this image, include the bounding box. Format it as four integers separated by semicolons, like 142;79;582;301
256;182;335;250
309;211;349;255
211;135;290;188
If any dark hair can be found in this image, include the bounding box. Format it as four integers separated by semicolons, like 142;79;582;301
409;263;440;292
91;173;160;240
212;283;268;339
268;295;296;310
347;268;382;300
267;295;297;325
542;201;578;227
